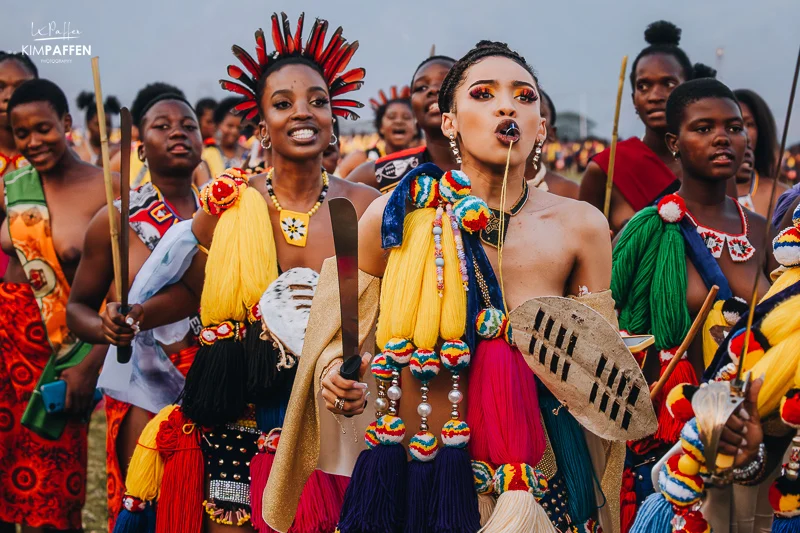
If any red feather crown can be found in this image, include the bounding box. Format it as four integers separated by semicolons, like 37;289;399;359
220;12;366;121
369;85;411;111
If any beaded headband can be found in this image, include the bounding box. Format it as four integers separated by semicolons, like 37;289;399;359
220;12;366;121
369;85;411;111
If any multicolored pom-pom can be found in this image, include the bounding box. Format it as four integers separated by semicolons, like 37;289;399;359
773;226;800;267
657;193;686;223
453;195;491;233
200;170;247;216
439;339;471;372
658;453;704;508
721;296;748;326
409;174;441;208
441;419;471;448
667;383;697;423
375;415;406;445
475;307;507;339
493;463;546;498
503;319;513;345
382;337;415;368
472;461;495;495
409;349;441;382
780;389;800;429
439;170;472;203
727;328;766;365
371;353;394;382
672;510;711;533
409;431;440;462
364;421;379;449
769;473;800;515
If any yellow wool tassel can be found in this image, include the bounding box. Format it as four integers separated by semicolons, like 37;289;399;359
702;301;728;369
200;186;277;325
440;211;467;341
752;329;800;414
414;229;442;349
124;404;178;501
237;186;278;311
479;491;556;533
377;208;436;348
765;266;800;299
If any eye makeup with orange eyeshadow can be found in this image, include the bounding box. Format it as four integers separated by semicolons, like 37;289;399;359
515;88;538;102
469;86;493;99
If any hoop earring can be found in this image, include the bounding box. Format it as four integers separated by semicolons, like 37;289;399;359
672;150;679;159
449;132;462;164
261;137;271;150
138;151;146;163
532;140;543;167
330;133;338;146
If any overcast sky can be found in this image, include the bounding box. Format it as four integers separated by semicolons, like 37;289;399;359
4;0;798;143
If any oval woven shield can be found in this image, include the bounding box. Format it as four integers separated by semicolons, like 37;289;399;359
510;296;657;442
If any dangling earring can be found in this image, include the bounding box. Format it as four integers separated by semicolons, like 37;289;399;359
532;140;543;167
330;133;338;146
261;137;271;150
449;132;462;164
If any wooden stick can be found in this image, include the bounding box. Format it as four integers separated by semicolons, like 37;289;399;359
603;55;629;219
735;45;800;390
91;57;122;301
650;285;719;398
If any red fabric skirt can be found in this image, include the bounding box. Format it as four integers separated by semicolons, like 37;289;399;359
106;345;197;531
0;282;87;529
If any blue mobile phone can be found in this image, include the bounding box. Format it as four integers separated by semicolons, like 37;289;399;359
40;380;67;414
40;380;103;415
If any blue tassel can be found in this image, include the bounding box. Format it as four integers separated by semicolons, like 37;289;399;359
629;493;672;533
337;449;373;532
112;503;156;533
430;447;481;533
338;445;407;533
538;385;596;523
773;515;800;533
404;460;435;533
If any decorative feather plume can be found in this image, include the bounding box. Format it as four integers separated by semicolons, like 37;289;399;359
231;45;260;79
271;14;285;56
221;13;365;120
254;29;268;66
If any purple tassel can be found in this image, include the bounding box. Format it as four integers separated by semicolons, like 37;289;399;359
404;460;435;533
773;515;800;533
338;449;373;532
338;445;407;533
430;447;481;533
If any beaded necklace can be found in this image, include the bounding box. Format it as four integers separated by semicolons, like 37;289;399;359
683;196;755;263
265;167;329;247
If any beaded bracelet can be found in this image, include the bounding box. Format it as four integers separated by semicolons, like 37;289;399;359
733;442;767;485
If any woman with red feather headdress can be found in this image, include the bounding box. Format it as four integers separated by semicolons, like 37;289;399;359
337;86;418;179
99;12;379;533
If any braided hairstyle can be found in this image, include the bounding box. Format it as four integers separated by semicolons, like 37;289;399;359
76;91;121;124
630;21;693;88
438;41;537;114
130;82;191;130
0;51;38;78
